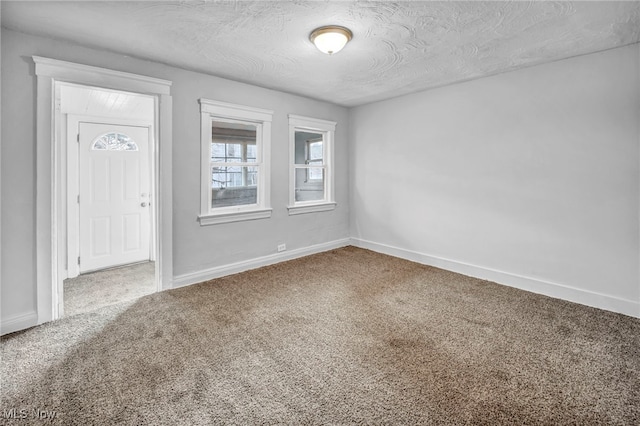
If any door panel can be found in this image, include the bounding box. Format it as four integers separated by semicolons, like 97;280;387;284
90;217;111;256
123;214;141;252
92;157;111;202
123;158;140;200
79;123;150;273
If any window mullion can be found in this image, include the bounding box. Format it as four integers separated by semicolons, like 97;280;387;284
241;142;248;186
210;162;257;167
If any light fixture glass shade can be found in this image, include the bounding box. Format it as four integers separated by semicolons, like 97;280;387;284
310;26;353;55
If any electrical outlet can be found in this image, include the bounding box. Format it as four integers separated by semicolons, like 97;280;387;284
277;244;286;252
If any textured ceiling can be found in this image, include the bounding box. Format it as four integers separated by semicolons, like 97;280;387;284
2;1;640;107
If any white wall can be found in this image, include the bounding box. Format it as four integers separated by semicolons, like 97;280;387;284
2;26;638;333
350;43;640;317
1;28;350;331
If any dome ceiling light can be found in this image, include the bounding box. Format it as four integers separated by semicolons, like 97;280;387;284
309;25;353;55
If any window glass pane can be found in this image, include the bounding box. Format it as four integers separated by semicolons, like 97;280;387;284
246;144;257;160
92;132;138;151
308;141;323;161
295;167;324;202
212;166;258;208
212;121;257;163
294;131;323;165
307;161;323;181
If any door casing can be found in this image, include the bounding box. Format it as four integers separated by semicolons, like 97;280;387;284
34;56;173;324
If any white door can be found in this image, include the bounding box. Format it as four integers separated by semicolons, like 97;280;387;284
79;123;151;273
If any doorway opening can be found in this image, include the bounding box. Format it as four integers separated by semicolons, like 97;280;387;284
34;56;173;326
64;262;155;316
58;83;158;317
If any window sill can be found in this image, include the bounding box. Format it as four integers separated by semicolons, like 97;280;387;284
287;202;337;216
198;208;272;225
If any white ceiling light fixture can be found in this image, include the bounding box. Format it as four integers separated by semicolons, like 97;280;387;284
309;25;353;55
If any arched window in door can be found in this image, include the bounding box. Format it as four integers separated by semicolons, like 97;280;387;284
92;132;139;151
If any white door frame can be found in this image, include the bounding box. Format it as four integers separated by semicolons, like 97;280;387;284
34;56;173;323
66;114;156;279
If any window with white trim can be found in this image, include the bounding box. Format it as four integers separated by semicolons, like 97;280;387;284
199;99;273;225
288;114;337;215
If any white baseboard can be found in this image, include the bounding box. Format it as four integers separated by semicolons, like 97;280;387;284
351;238;640;319
1;311;38;336
173;238;351;289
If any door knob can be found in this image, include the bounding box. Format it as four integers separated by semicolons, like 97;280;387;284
141;202;148;207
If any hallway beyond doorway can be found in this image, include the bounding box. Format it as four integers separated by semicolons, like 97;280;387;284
64;262;155;317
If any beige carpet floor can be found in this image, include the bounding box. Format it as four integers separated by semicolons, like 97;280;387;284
63;262;156;317
1;247;639;425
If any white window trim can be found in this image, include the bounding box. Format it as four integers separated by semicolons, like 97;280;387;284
199;99;273;225
288;114;337;215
